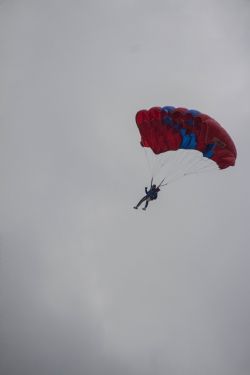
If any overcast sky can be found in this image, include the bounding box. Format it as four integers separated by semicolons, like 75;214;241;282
0;1;250;374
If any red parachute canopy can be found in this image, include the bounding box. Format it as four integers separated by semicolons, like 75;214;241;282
136;106;237;169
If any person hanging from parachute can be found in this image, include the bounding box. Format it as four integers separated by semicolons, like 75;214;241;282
134;179;166;210
133;105;237;211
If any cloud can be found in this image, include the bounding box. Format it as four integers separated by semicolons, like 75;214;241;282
0;1;250;374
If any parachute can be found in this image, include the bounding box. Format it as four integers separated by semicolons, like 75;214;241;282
136;106;237;184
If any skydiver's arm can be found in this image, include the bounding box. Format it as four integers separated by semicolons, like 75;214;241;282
145;187;148;194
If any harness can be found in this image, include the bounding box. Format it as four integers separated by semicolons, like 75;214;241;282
147;188;159;200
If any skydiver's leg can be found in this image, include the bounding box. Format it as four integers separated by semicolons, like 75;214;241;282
134;196;147;209
142;198;150;211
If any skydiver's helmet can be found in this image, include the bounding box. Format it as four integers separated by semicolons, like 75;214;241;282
152;184;156;189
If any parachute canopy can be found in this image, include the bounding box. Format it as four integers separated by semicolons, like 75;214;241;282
136;106;237;170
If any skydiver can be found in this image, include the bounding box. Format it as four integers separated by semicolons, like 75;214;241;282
133;183;160;211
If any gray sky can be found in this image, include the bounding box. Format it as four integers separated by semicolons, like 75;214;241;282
0;0;250;374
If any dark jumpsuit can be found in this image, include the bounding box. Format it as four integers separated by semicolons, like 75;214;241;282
134;186;160;210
